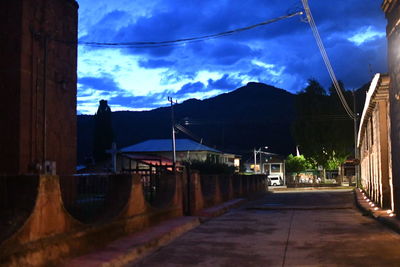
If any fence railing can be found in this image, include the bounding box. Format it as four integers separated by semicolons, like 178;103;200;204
141;172;176;208
60;174;131;223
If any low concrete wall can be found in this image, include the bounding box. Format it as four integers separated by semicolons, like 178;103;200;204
0;173;183;266
0;172;266;266
191;174;267;215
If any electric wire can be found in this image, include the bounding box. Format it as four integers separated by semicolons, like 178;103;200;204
175;123;203;143
302;0;355;119
68;11;303;48
301;0;355;120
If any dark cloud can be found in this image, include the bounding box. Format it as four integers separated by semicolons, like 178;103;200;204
78;90;173;111
79;10;131;43
208;41;257;65
108;95;162;109
78;74;121;92
176;82;206;96
138;59;175;69
160;70;197;85
207;74;241;91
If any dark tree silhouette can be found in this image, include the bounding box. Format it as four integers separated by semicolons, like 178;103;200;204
302;78;327;95
93;100;114;162
292;79;353;168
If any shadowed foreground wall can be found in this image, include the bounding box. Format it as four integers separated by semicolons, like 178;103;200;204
0;0;78;175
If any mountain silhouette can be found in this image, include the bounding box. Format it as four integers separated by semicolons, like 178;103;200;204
77;81;368;164
77;82;296;164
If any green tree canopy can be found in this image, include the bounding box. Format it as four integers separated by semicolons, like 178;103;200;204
285;154;309;174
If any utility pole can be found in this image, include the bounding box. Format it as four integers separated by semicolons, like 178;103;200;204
254;148;257;173
168;97;177;169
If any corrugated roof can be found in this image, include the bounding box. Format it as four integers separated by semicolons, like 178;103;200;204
120;139;221;153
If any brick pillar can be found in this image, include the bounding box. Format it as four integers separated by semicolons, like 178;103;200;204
189;171;204;215
0;0;78;175
383;0;400;215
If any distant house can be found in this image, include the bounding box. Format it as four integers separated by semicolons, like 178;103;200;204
264;155;286;184
117;139;240;173
243;152;285;180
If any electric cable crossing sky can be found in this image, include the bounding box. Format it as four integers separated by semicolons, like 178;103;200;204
301;0;355;120
76;11;303;48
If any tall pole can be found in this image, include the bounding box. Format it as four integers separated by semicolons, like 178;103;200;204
254;148;257;173
168;97;177;169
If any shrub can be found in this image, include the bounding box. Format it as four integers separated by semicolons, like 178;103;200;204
183;160;235;175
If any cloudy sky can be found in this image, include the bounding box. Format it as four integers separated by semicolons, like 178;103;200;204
76;0;387;114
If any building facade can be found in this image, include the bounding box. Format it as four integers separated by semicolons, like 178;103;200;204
358;74;392;209
0;0;78;175
382;0;400;215
118;139;240;172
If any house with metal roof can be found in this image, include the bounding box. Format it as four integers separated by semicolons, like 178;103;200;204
118;139;240;173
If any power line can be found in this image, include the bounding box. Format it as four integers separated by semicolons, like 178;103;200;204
175;123;203;144
301;0;355;120
75;11;303;48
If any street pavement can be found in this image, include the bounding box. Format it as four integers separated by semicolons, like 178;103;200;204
132;189;400;267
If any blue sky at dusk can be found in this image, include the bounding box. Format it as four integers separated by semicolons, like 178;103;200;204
76;0;387;114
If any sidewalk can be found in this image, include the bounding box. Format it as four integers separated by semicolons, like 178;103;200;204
63;198;245;267
354;188;400;234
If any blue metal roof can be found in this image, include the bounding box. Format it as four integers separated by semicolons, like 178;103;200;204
120;139;221;153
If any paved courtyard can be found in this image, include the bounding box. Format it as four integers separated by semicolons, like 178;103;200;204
133;189;400;266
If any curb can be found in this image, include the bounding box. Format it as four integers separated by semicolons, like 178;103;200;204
197;198;246;222
63;217;200;267
63;198;249;266
272;186;354;192
354;188;400;234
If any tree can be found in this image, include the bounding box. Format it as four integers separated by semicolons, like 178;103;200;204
292;79;353;168
285;154;308;174
302;78;327;96
93;100;114;162
328;80;345;96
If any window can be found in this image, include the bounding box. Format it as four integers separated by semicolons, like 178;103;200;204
270;164;281;173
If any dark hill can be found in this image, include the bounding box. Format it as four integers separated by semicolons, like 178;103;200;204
77;82;296;163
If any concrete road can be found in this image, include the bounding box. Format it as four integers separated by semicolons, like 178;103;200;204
133;189;400;267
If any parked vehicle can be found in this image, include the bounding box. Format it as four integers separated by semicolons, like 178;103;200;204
267;175;284;186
